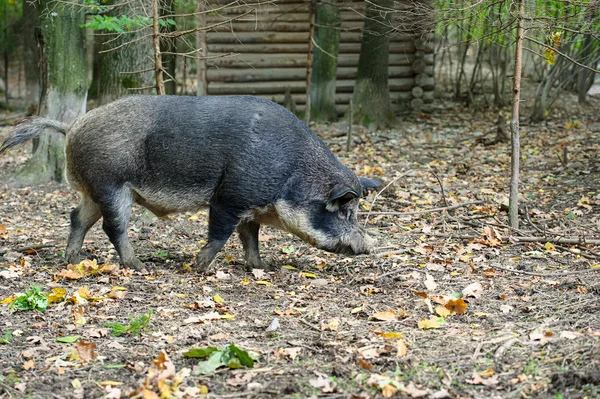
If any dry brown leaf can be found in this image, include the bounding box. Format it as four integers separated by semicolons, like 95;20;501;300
74;341;97;363
462;282;484;298
445;298;467;315
358;359;373;370
372;310;397;322
396;340;407;358
23;360;35;370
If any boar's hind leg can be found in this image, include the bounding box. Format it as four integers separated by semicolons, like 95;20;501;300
195;205;240;271
237;221;268;271
66;195;102;264
99;188;145;270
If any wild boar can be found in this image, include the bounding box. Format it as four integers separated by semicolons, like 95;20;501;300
1;95;379;271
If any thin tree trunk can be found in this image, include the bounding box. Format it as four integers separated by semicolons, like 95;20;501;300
310;0;341;122
509;0;525;229
3;1;8;105
153;0;165;95
11;0;87;187
305;0;316;125
22;0;39;110
161;0;177;95
196;0;207;96
351;0;394;128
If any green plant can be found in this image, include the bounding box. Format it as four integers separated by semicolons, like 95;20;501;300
0;327;12;344
105;310;153;336
9;285;48;312
183;344;256;374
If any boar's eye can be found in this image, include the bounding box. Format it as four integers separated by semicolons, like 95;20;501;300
326;187;358;213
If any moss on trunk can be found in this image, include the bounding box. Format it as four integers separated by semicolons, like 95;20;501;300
310;0;341;122
351;0;395;129
10;0;87;187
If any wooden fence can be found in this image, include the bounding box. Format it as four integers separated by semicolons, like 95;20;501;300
203;0;435;114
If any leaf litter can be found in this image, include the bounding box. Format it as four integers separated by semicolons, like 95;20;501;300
1;92;600;398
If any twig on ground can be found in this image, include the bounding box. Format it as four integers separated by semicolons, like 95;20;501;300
494;338;521;360
362;200;484;216
0;243;57;256
488;263;600;277
363;170;415;227
298;318;322;332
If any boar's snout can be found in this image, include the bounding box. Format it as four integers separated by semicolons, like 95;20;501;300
321;228;375;256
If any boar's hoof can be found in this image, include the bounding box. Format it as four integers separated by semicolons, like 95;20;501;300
124;258;146;271
244;261;275;272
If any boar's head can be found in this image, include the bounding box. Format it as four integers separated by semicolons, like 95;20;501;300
271;170;379;256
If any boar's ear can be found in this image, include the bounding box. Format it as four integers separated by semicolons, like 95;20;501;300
327;186;359;212
360;177;381;195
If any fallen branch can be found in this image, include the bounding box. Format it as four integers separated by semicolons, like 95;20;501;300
511;236;600;245
0;243;57;256
488;263;600;277
362;200;484;216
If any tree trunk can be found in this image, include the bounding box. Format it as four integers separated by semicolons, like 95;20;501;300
196;0;207;96
11;0;87;187
161;0;177;95
153;0;165;95
351;0;394;128
509;0;524;229
2;1;9;105
21;0;39;110
97;0;154;104
304;0;315;125
310;0;340;122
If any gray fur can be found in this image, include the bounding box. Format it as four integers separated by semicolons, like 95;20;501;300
0;118;69;153
1;95;377;271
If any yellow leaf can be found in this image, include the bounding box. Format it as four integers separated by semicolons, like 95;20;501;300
481;369;495;378
590;264;600;269
111;286;127;291
213;294;224;304
99;381;123;386
71;379;82;389
418;316;445;330
372;310;397;322
301;272;316;279
198;385;209;394
282;265;297;270
188;215;198;221
46;288;67;304
375;331;403;339
240;278;250;285
256;280;273;286
436;306;451;318
1;296;15;305
544;242;556;251
145;276;156;280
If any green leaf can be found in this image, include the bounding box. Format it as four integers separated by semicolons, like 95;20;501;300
183;346;219;358
229;344;254;368
155;250;170;258
196;351;224;375
56;335;82;343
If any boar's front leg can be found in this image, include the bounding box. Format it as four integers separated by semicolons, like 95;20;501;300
195;205;241;271
99;188;145;270
237;220;268;271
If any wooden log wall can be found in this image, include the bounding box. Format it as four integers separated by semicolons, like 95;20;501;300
205;0;435;114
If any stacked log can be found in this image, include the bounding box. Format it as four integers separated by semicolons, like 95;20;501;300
204;0;435;114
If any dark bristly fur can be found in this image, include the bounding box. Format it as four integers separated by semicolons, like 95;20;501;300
0;118;69;153
0;95;379;272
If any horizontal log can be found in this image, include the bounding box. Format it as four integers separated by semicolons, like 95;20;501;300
239;91;415;106
207;41;416;54
206;65;418;82
207;20;364;32
206;31;413;44
208;10;366;22
207;78;415;95
207;53;416;68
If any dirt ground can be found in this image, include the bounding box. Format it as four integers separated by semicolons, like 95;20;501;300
1;91;600;399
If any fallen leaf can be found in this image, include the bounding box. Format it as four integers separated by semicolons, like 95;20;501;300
372;310;397;322
424;274;438;291
462;282;484;298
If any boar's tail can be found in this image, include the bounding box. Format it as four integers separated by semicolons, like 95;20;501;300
0;117;69;153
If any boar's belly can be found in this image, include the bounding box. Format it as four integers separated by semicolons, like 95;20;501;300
131;185;213;217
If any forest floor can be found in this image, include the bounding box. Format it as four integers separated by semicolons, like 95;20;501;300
1;90;600;399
